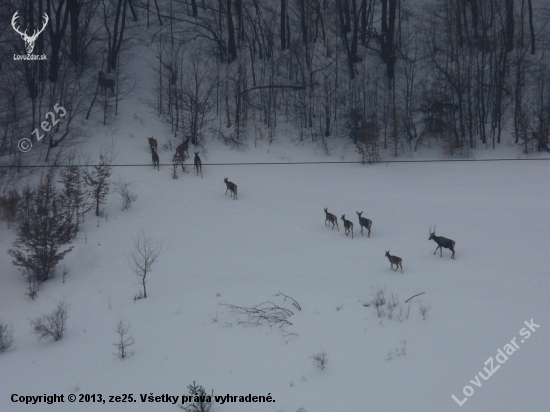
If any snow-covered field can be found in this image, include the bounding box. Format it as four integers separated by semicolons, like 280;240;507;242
1;58;550;412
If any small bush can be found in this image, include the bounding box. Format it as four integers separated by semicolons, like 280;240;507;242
114;180;137;210
0;321;15;353
31;299;69;341
113;320;134;359
178;381;213;412
387;340;407;361
310;350;329;371
418;301;432;320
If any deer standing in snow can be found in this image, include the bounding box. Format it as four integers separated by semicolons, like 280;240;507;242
194;152;202;178
429;226;455;259
224;178;237;199
151;147;159;171
356;211;372;237
324;208;339;231
385;251;403;273
341;215;353;238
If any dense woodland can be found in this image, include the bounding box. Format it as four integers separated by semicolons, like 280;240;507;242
0;0;549;167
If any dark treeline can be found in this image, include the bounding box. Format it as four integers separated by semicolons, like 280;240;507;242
1;0;550;167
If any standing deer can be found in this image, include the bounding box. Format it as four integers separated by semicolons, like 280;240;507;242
224;178;237;199
177;136;191;158
324;208;339;231
173;143;189;172
11;11;48;54
341;215;353;238
194;152;202;178
147;136;157;152
98;71;115;96
385;251;403;273
429;226;455;259
151;147;159;171
356;211;372;237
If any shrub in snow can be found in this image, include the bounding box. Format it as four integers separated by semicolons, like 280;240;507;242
178;381;213;412
0;321;15;353
418;301;431;320
113;320;134;359
31;299;69;342
114;179;137;210
310;350;329;371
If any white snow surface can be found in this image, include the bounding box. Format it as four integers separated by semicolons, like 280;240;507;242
1;49;550;412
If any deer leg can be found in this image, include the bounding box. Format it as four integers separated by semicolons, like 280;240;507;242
440;247;443;257
434;246;439;255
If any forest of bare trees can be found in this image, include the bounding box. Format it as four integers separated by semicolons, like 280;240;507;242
1;0;549;171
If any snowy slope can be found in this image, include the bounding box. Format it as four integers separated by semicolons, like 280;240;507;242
1;49;550;412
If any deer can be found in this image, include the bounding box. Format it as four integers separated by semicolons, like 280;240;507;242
224;178;237;199
147;136;157;152
385;251;403;273
98;71;115;96
151;147;159;171
429;226;455;259
173;141;189;172
341;215;353;238
324;208;339;231
194;152;202;178
177;136;191;158
12;11;48;54
356;211;372;237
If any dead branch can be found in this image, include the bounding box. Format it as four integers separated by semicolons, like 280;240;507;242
405;292;426;303
274;292;301;311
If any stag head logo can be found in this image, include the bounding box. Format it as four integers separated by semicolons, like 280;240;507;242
12;11;49;55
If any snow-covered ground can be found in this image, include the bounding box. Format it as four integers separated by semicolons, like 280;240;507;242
1;53;549;412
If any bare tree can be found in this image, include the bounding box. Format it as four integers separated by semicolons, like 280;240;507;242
85;151;112;217
127;230;166;299
113;320;134;358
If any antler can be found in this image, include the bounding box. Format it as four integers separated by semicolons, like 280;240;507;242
27;13;49;41
11;11;27;38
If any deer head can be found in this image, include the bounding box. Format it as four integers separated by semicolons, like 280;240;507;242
428;225;436;239
12;11;49;54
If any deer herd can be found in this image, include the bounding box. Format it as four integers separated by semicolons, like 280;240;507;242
324;208;456;274
146;135;234;196
144;135;456;271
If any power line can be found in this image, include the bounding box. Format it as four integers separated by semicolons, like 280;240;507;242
1;157;549;168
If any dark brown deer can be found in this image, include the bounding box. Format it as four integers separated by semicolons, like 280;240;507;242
147;136;157;152
224;178;237;199
324;208;339;231
385;251;403;273
151;147;159;171
194;152;202;178
356;211;372;237
429;226;455;259
341;215;353;238
173;142;189;172
98;71;115;96
177;136;191;158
